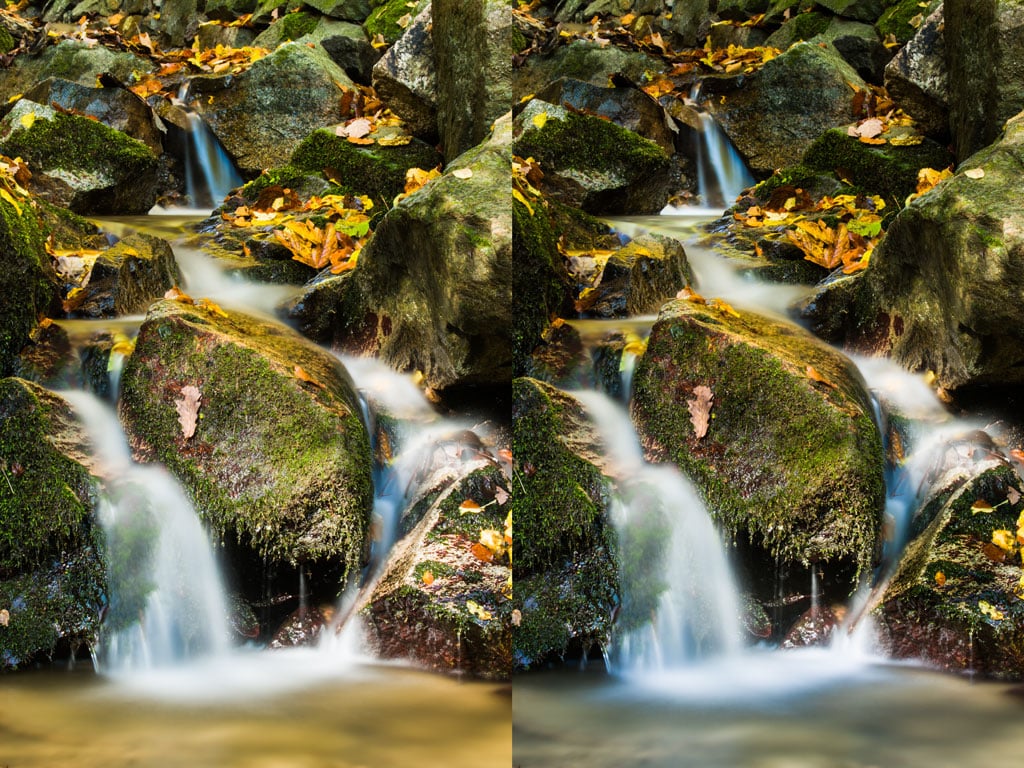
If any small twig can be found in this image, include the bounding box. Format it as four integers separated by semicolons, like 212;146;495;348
1;467;14;496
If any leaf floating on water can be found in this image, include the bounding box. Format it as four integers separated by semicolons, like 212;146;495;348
687;385;713;440
175;385;201;440
466;600;492;621
964;168;985;179
979;600;1005;621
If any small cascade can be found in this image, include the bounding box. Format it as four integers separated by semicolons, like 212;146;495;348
575;390;743;672
688;85;755;210
174;85;243;209
63;391;231;672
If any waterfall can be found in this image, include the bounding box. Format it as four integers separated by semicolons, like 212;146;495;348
62;391;231;672
574;390;743;672
683;85;755;211
180;112;243;209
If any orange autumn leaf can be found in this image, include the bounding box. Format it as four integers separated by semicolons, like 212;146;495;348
421;570;435;585
470;542;494;563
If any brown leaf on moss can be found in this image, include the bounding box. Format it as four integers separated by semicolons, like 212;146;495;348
687;385;713;440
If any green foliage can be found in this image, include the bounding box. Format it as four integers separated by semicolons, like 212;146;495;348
279;11;319;40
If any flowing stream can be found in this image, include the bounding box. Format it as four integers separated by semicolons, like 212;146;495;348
516;115;1024;765
5;132;510;765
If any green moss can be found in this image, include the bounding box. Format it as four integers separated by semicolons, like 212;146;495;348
413;560;456;581
279;11;318;40
788;11;831;40
0;26;14;55
364;0;428;43
876;0;940;42
801;128;953;208
2;111;157;180
514;111;670;189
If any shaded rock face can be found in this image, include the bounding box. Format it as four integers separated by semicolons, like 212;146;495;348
846;113;1024;391
945;0;1024;160
0;378;105;670
580;235;692;319
371;6;437;140
514;100;673;215
513;39;666;102
512;378;618;670
631;299;885;582
0;100;160;215
290;115;512;393
361;461;511;681
875;459;1024;679
709;42;866;177
884;4;948;139
118;299;373;587
198;43;355;176
0;40;154;101
0;196;59;377
71;234;181;319
434;0;512;160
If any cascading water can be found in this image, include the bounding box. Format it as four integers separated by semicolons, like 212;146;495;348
574;390;743;672
686;85;755;210
169;84;243;210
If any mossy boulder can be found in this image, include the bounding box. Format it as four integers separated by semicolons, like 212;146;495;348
0;194;59;377
875;459;1024;679
579;235;692;318
364;0;430;44
70;234;181;319
708;42;867;177
801;127;953;206
845;112;1024;390
513;39;666;102
766;15;891;82
0;378;105;670
303;0;371;21
251;12;364;51
631;299;885;579
198;43;356;176
883;4;948;138
945;0;1024;160
512;377;618;669
0;100;160;215
433;0;512;160
876;0;942;43
205;0;259;21
288;114;511;393
361;460;511;680
514;100;673;215
0;40;154;102
118;299;373;586
816;0;885;21
370;5;437;140
242;127;442;208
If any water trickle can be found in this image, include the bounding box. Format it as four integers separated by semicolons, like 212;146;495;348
62;391;231;673
682;84;755;211
575;390;743;673
178;111;243;210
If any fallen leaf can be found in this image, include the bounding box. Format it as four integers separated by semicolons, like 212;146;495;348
511;608;522;627
459;499;482;515
164;286;194;304
979;600;1005;621
934;570;946;587
19;111;35;130
1011;448;1024;464
992;528;1017;553
853;117;884;139
470;542;494;563
293;365;322;388
466;600;492;621
1009;487;1021;506
687;385;713;440
531;111;548;129
421;570;434;585
971;499;995;515
175;385;201;439
451;167;473;179
494;486;509;505
338;117;372;138
964;167;985;179
480;528;506;557
0;608;8;626
858;136;887;145
346;136;375;145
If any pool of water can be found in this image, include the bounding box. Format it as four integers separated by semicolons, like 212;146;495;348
513;653;1024;768
1;653;511;767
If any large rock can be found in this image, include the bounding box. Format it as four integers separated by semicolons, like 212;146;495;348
513;39;666;102
945;0;1024;160
24;78;164;153
875;457;1024;679
0;378;105;670
765;14;891;83
70;234;181;319
844;112;1024;390
198;43;355;176
815;0;884;21
251;12;365;52
302;0;371;20
883;4;948;139
289;114;512;393
361;460;511;680
512;377;618;669
514;100;673;215
0;100;160;215
363;0;429;44
631;299;885;578
371;5;437;140
0;194;59;377
578;235;692;318
433;0;512;160
709;42;867;177
118;299;373;584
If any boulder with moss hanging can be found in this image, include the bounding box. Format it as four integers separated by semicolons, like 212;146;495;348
117;298;374;594
0;378;105;670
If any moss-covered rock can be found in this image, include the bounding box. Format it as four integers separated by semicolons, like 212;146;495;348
288;114;511;393
513;39;666;102
875;459;1024;679
0;100;160;215
0;193;59;377
845;112;1024;390
801;127;953;207
709;42;867;177
513;377;618;668
370;5;436;140
199;43;356;176
303;0;371;21
364;0;429;44
70;234;181;319
0;378;104;669
118;299;373;587
631;299;885;580
242;128;442;208
816;0;885;22
579;235;692;319
514;100;673;215
361;460;511;680
883;4;948;138
876;0;942;43
251;12;364;51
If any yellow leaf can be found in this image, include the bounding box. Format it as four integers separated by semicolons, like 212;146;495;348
979;600;1005;621
531;111;548;129
992;529;1017;553
451;167;473;179
7;93;22;103
466;600;492;621
512;187;534;215
421;570;434;585
971;499;996;515
934;570;946;587
19;112;35;130
459;499;482;515
0;188;22;215
480;528;506;556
